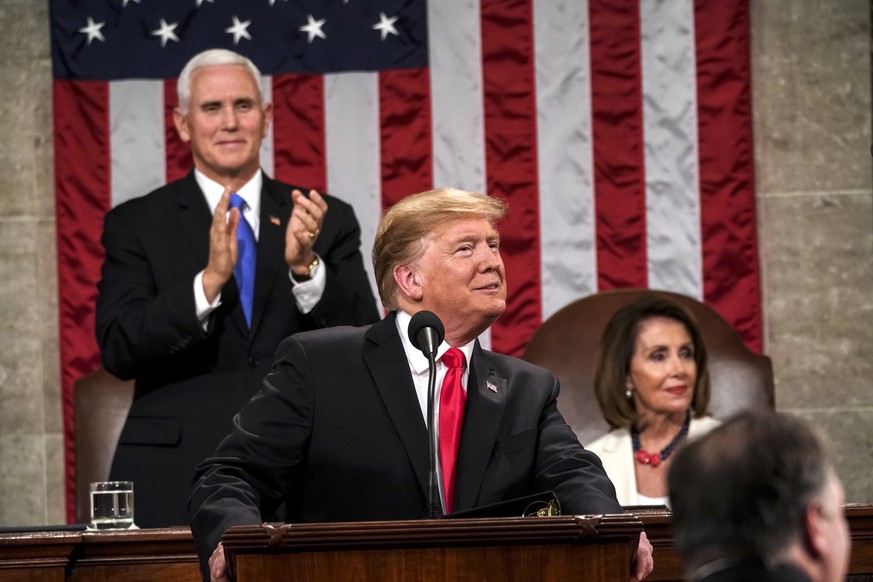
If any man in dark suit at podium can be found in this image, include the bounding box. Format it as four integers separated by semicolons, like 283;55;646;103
668;411;850;582
188;188;654;581
96;48;379;528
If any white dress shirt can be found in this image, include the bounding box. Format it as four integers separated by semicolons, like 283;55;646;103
191;169;325;322
395;310;475;512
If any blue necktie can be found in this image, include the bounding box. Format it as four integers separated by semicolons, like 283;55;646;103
229;194;256;328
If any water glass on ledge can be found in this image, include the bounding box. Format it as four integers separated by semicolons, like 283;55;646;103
89;481;136;530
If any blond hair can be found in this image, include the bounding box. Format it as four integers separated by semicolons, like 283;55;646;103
373;188;508;310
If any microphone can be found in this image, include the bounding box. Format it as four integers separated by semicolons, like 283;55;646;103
409;310;444;358
408;310;445;518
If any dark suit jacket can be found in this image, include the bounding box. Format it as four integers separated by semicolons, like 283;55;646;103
692;557;813;582
188;313;622;568
95;171;379;527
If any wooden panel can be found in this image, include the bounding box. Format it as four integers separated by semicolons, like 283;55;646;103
0;506;871;581
71;527;200;582
0;569;65;582
236;544;630;581
68;563;199;582
636;510;683;581
223;515;643;582
0;527;198;582
0;529;77;582
848;504;873;582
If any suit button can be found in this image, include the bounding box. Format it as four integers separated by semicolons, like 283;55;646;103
247;356;259;368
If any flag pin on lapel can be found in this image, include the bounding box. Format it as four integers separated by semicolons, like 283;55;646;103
487;381;498;393
269;215;281;226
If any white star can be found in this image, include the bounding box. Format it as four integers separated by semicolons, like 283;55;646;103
121;0;141;7
299;14;327;43
196;0;214;6
78;17;105;45
225;16;252;45
268;0;287;6
372;12;399;41
151;18;180;47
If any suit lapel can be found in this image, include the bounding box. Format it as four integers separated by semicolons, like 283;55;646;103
250;174;291;336
363;314;430;498
452;343;508;512
174;173;213;266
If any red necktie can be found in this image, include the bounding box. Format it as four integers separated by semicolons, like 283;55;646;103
439;347;467;514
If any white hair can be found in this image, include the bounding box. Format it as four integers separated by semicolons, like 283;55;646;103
176;49;265;112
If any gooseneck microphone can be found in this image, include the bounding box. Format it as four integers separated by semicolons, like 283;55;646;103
408;310;445;518
409;310;444;358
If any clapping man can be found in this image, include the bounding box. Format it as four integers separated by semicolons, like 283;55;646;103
96;49;379;527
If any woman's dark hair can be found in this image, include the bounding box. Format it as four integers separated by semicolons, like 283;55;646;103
593;294;711;429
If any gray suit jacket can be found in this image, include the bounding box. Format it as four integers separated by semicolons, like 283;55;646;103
188;313;622;568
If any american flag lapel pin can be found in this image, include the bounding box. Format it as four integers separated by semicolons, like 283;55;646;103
269;215;281;226
486;381;498;393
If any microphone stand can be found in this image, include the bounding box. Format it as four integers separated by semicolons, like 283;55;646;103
409;310;445;519
425;351;441;518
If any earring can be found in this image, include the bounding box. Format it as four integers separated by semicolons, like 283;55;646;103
625;389;633;399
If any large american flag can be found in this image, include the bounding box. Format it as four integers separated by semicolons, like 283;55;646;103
50;0;759;521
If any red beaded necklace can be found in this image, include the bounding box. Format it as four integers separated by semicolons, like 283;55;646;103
631;410;691;468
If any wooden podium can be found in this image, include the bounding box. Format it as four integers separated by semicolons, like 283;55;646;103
221;514;643;581
2;506;873;580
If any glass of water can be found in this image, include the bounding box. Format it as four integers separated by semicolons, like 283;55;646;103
89;481;135;530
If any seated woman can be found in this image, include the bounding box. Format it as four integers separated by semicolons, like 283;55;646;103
584;295;720;507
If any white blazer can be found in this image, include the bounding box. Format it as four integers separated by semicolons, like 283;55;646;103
584;415;722;507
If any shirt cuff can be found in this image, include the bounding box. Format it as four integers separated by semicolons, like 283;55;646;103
194;271;221;329
290;254;325;314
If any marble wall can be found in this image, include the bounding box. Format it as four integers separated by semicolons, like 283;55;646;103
0;0;63;525
752;0;873;502
0;0;869;526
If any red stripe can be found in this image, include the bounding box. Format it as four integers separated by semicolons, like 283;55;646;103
481;0;542;357
379;67;432;209
54;80;111;523
694;1;761;351
272;74;327;191
164;79;192;183
588;0;647;290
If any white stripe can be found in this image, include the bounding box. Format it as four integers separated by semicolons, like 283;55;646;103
428;0;492;349
109;80;165;207
324;72;382;312
260;75;274;178
640;0;703;299
427;0;486;195
533;0;598;319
